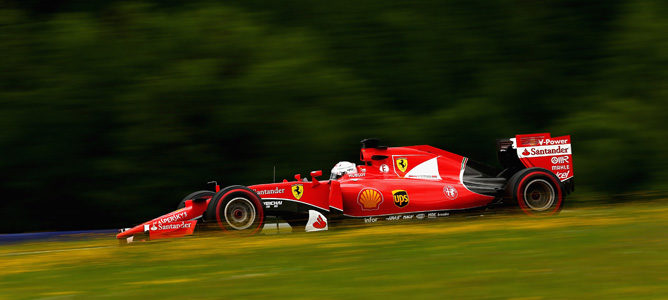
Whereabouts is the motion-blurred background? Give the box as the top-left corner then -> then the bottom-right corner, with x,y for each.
1,1 -> 666,233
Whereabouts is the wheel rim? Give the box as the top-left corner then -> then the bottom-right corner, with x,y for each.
523,179 -> 555,211
223,197 -> 256,230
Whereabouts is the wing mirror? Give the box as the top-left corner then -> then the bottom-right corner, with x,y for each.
310,170 -> 322,186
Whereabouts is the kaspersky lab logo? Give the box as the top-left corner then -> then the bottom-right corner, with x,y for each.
292,184 -> 304,200
396,158 -> 408,172
392,190 -> 409,207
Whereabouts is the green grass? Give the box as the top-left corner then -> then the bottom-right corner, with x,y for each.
1,202 -> 667,299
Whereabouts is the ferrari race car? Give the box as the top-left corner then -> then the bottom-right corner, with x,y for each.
117,133 -> 574,243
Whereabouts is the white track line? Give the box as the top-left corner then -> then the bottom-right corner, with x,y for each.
0,245 -> 113,257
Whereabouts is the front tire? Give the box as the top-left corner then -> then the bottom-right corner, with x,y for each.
205,186 -> 265,234
507,168 -> 564,215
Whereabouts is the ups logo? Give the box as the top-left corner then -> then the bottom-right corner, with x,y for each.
392,190 -> 409,208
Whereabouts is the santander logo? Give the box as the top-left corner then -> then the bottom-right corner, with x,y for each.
305,210 -> 328,232
313,215 -> 327,229
518,144 -> 572,158
529,146 -> 569,156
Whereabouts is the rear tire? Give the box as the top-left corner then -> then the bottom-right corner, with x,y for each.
506,168 -> 564,215
177,190 -> 215,209
205,186 -> 265,234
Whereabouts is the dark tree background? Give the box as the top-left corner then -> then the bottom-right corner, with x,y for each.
1,1 -> 666,232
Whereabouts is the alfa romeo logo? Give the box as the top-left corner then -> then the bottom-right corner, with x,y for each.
443,185 -> 458,200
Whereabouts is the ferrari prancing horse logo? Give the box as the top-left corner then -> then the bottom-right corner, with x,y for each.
396,158 -> 408,172
292,184 -> 304,200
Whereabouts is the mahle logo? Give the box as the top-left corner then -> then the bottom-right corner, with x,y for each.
392,190 -> 409,208
292,184 -> 304,200
396,158 -> 408,172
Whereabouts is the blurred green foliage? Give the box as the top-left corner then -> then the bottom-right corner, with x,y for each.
1,1 -> 666,232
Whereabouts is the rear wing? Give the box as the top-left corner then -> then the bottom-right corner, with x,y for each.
497,133 -> 573,186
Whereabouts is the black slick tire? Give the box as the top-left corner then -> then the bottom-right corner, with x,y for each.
506,168 -> 564,215
204,186 -> 265,235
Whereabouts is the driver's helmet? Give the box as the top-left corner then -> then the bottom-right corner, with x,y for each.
330,161 -> 357,180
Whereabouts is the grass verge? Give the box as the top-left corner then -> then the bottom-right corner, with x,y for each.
1,201 -> 667,299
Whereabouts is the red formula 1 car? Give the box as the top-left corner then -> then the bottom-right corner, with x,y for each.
117,133 -> 574,243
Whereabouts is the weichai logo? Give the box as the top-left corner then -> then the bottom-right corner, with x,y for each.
392,190 -> 409,208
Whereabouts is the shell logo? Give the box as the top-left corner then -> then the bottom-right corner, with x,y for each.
357,188 -> 384,210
